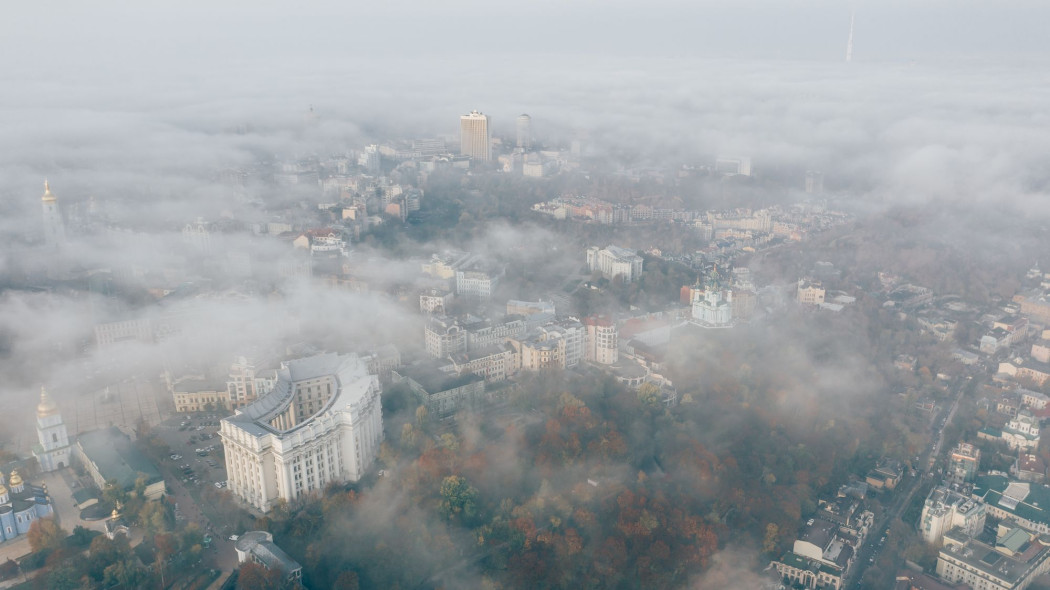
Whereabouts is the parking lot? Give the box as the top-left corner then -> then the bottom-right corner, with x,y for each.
151,413 -> 228,490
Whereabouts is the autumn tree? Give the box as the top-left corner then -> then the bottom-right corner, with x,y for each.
439,475 -> 479,521
27,517 -> 64,553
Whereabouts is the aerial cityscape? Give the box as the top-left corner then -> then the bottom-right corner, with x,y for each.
2,2 -> 1050,590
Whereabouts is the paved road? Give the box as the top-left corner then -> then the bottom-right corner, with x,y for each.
845,381 -> 967,588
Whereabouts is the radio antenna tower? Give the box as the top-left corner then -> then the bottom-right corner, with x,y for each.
846,10 -> 855,63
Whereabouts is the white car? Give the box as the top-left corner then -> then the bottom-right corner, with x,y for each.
228,535 -> 239,541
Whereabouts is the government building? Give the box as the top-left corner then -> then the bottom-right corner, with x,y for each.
219,353 -> 383,512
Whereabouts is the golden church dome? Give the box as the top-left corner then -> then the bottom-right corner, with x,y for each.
0,484 -> 7,496
41,180 -> 56,203
37,387 -> 59,418
8,471 -> 22,487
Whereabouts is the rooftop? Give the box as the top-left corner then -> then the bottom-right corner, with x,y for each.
77,427 -> 163,490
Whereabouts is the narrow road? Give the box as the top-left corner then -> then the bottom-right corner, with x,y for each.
845,382 -> 967,588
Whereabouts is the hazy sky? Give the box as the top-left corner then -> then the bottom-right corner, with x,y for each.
4,1 -> 1049,69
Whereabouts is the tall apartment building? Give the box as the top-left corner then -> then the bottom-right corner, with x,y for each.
226,356 -> 277,408
460,110 -> 491,161
583,315 -> 618,364
919,486 -> 986,545
948,442 -> 981,484
516,114 -> 531,150
219,354 -> 383,512
586,245 -> 644,282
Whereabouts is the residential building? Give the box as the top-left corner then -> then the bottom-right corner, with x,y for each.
172,378 -> 232,413
420,287 -> 454,314
235,531 -> 303,586
455,263 -> 502,298
0,470 -> 54,542
515,319 -> 586,371
1019,388 -> 1050,410
866,458 -> 905,491
1014,454 -> 1048,483
227,357 -> 277,409
772,519 -> 854,590
421,250 -> 475,280
919,486 -> 987,545
583,315 -> 618,365
219,354 -> 383,512
937,525 -> 1050,590
586,245 -> 644,282
1014,290 -> 1050,325
948,443 -> 981,484
74,427 -> 166,500
446,344 -> 517,382
32,388 -> 71,472
425,315 -> 468,358
392,364 -> 487,417
797,279 -> 826,305
460,110 -> 491,161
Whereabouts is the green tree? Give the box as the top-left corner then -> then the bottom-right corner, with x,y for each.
440,475 -> 479,521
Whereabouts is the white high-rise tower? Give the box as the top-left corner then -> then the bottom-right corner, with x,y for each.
460,110 -> 491,161
516,114 -> 531,151
41,181 -> 66,247
33,387 -> 71,472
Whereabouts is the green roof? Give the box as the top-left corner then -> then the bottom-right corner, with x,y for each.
979,426 -> 1003,438
77,427 -> 163,491
973,475 -> 1050,528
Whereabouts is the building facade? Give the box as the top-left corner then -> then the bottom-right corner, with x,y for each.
584,315 -> 618,365
220,354 -> 383,512
948,442 -> 981,484
0,471 -> 54,542
516,114 -> 531,150
586,245 -> 644,282
460,110 -> 491,161
919,486 -> 986,545
33,388 -> 71,472
937,526 -> 1050,590
41,181 -> 66,247
226,357 -> 277,409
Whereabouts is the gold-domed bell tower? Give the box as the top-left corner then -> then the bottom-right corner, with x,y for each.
41,180 -> 67,247
33,387 -> 71,472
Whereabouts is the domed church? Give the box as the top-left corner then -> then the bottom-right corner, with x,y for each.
0,470 -> 54,541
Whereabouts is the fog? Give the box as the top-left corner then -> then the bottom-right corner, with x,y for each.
2,1 -> 1048,588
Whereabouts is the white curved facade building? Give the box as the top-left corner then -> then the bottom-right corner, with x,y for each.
220,353 -> 383,512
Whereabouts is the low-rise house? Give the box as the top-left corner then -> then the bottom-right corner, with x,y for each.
772,518 -> 856,590
866,458 -> 905,491
235,531 -> 302,586
1013,454 -> 1047,483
